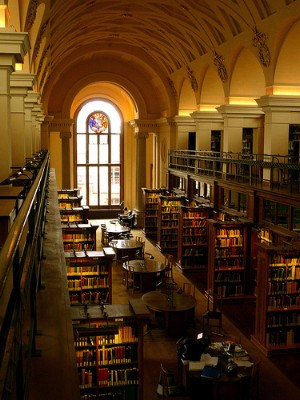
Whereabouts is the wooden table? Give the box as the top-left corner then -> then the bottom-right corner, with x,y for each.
185,344 -> 253,400
126,259 -> 166,293
142,290 -> 196,336
106,225 -> 130,239
110,239 -> 144,261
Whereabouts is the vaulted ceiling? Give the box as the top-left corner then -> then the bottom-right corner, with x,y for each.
26,0 -> 294,116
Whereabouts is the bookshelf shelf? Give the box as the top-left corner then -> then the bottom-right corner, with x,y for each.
177,205 -> 211,272
156,195 -> 185,253
142,188 -> 166,239
62,223 -> 99,251
207,219 -> 250,299
71,301 -> 150,399
65,249 -> 114,305
251,243 -> 300,355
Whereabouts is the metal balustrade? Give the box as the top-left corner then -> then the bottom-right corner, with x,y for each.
168,150 -> 300,193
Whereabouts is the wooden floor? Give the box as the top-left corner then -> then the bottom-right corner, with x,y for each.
28,172 -> 300,400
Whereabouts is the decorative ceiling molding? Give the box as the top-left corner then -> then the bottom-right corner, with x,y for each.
24,0 -> 39,31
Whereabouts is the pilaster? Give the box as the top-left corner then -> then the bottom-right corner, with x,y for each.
0,29 -> 30,180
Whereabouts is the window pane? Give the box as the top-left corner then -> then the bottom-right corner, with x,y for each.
77,135 -> 86,163
99,166 -> 108,205
77,167 -> 87,204
264,200 -> 275,223
99,135 -> 108,164
277,204 -> 289,229
89,135 -> 98,163
293,207 -> 300,232
89,166 -> 98,205
111,135 -> 120,163
111,166 -> 120,205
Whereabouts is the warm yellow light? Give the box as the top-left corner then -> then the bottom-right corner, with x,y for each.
272,86 -> 300,96
15,63 -> 23,71
0,4 -> 9,28
228,97 -> 257,105
199,104 -> 218,112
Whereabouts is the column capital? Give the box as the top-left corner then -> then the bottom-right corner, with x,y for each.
134,131 -> 149,139
10,72 -> 36,89
50,118 -> 74,132
0,30 -> 30,66
217,104 -> 263,118
59,132 -> 72,139
256,95 -> 300,111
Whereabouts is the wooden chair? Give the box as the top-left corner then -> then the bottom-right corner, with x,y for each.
126,264 -> 139,292
182,282 -> 195,297
121,255 -> 129,286
158,363 -> 191,399
202,290 -> 222,333
135,237 -> 145,259
161,254 -> 177,289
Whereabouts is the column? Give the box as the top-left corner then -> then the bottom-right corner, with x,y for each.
0,30 -> 30,180
24,91 -> 40,158
41,116 -> 54,150
50,118 -> 74,189
190,111 -> 223,151
10,73 -> 36,166
59,132 -> 72,188
135,130 -> 149,226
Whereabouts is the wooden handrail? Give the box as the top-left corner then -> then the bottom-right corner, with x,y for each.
0,150 -> 50,400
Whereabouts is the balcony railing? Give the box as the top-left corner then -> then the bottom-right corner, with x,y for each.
169,150 -> 300,193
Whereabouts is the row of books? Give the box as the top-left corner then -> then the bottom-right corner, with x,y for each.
182,236 -> 207,245
270,256 -> 300,266
215,237 -> 244,247
268,281 -> 300,295
267,294 -> 300,309
215,284 -> 244,297
183,248 -> 205,257
69,291 -> 108,305
267,312 -> 300,328
67,277 -> 109,289
78,367 -> 139,387
268,266 -> 300,280
215,258 -> 243,268
63,233 -> 95,240
76,345 -> 137,366
183,227 -> 206,236
216,229 -> 242,237
182,211 -> 208,218
66,265 -> 108,274
215,247 -> 244,257
266,329 -> 296,346
75,327 -> 137,348
64,244 -> 95,251
215,272 -> 243,283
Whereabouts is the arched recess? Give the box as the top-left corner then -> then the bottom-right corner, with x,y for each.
178,78 -> 197,116
274,20 -> 300,93
230,48 -> 265,103
200,67 -> 225,109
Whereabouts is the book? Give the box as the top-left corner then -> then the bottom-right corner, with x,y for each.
201,365 -> 220,379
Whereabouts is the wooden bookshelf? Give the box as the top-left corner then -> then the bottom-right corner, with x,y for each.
62,223 -> 99,251
176,205 -> 211,272
207,219 -> 250,299
57,188 -> 80,198
58,195 -> 83,209
71,300 -> 150,399
142,188 -> 166,239
65,248 -> 115,306
60,205 -> 90,225
156,195 -> 185,254
251,243 -> 300,356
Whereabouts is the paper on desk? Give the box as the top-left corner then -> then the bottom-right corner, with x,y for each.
188,354 -> 218,371
234,360 -> 253,368
200,353 -> 218,367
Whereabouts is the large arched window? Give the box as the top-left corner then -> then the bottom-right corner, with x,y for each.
76,100 -> 122,209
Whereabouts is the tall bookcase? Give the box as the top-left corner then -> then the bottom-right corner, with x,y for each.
65,248 -> 115,305
177,205 -> 211,272
251,243 -> 300,355
142,188 -> 165,239
62,223 -> 99,251
156,195 -> 185,254
207,219 -> 250,298
71,300 -> 150,399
